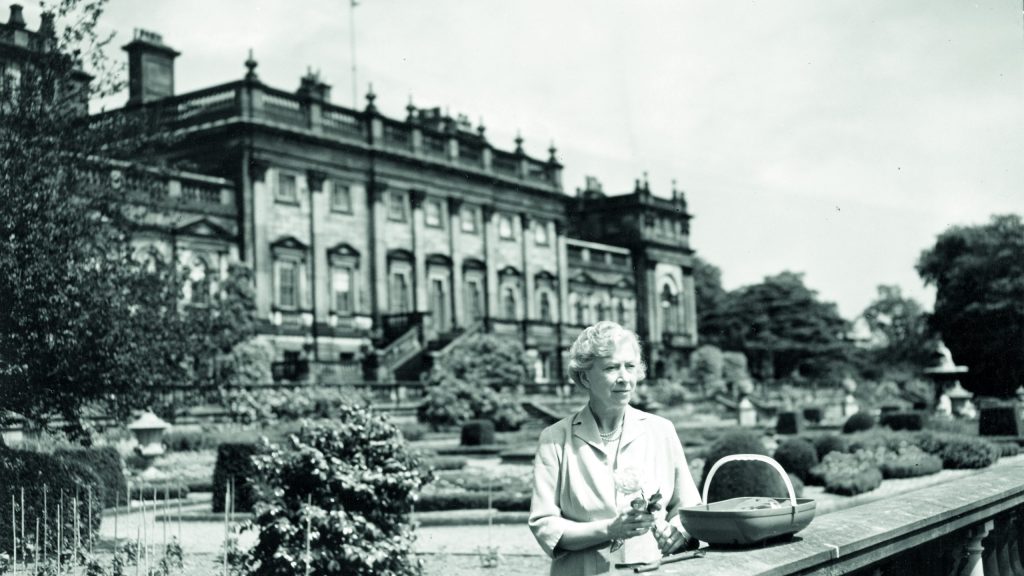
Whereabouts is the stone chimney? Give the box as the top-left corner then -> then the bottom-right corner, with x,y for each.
7,4 -> 26,28
122,28 -> 180,106
297,69 -> 331,101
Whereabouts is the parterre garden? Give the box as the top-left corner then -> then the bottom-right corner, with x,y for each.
1,384 -> 1017,576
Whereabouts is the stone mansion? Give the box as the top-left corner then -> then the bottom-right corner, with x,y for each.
2,8 -> 699,385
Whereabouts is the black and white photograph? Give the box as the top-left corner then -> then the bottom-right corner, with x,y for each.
1,1 -> 1022,575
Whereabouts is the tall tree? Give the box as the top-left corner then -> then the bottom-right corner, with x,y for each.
717,272 -> 851,380
858,284 -> 934,378
917,214 -> 1024,398
0,1 -> 249,434
693,255 -> 730,346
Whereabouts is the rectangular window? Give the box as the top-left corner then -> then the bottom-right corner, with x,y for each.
277,261 -> 298,308
332,268 -> 353,314
498,214 -> 515,240
390,273 -> 409,313
534,220 -> 550,246
388,191 -> 407,222
331,183 -> 352,213
460,205 -> 478,233
466,281 -> 482,322
276,172 -> 298,204
425,199 -> 442,228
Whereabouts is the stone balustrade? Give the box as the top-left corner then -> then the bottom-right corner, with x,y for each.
613,459 -> 1024,575
154,81 -> 558,189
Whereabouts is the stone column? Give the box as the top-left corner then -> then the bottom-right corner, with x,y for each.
448,198 -> 464,329
483,206 -> 498,323
521,214 -> 534,321
370,182 -> 388,322
410,189 -> 428,314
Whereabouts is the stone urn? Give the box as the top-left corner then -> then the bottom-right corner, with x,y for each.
128,410 -> 170,459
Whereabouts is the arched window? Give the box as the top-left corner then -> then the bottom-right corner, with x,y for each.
617,299 -> 627,324
539,292 -> 552,322
661,284 -> 679,333
390,273 -> 410,313
188,256 -> 211,305
596,301 -> 607,322
503,287 -> 517,319
574,298 -> 586,325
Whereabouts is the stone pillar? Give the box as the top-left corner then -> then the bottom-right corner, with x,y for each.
483,206 -> 498,323
370,182 -> 388,321
448,198 -> 464,329
410,189 -> 428,313
521,214 -> 534,321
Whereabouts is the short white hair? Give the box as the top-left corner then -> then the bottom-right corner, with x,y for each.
566,320 -> 646,386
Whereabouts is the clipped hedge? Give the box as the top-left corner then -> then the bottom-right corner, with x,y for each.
461,419 -> 496,446
54,446 -> 126,508
914,432 -> 999,469
0,448 -> 103,554
414,491 -> 531,512
212,442 -> 263,513
978,406 -> 1022,437
802,407 -> 823,424
422,456 -> 468,471
813,451 -> 883,496
700,429 -> 787,503
997,443 -> 1021,458
813,434 -> 850,460
842,412 -> 876,434
879,411 -> 928,432
773,438 -> 818,482
825,467 -> 883,496
879,449 -> 943,479
776,412 -> 803,435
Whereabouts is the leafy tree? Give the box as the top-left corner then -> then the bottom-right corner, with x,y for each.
690,345 -> 725,397
716,272 -> 851,380
917,214 -> 1024,397
857,284 -> 934,379
418,334 -> 531,430
184,263 -> 260,385
693,256 -> 730,346
0,1 -> 255,435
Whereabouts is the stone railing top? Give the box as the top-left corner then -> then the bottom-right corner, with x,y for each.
613,459 -> 1024,575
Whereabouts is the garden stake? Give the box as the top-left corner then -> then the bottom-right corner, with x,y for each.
115,487 -> 119,547
35,517 -> 40,576
43,484 -> 48,560
143,486 -> 150,576
135,522 -> 141,576
88,486 -> 94,555
73,493 -> 79,570
304,494 -> 312,576
177,486 -> 182,544
163,485 -> 168,551
21,487 -> 25,561
223,479 -> 229,576
57,502 -> 61,576
11,493 -> 16,576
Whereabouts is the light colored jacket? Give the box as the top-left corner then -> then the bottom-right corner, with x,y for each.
529,405 -> 701,576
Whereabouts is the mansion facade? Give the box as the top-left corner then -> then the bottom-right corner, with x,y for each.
2,10 -> 699,384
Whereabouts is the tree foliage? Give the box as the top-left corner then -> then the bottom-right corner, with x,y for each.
714,272 -> 851,380
693,256 -> 729,346
855,284 -> 934,380
917,214 -> 1024,397
0,1 -> 256,433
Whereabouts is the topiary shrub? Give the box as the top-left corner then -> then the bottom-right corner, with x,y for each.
801,406 -> 823,424
212,442 -> 263,513
775,412 -> 803,435
54,446 -> 126,508
843,412 -> 876,434
417,376 -> 526,431
461,419 -> 496,446
878,445 -> 943,479
879,411 -> 928,432
248,405 -> 431,576
700,429 -> 787,503
813,434 -> 850,461
978,406 -> 1022,437
773,438 -> 819,482
996,442 -> 1020,458
0,449 -> 103,555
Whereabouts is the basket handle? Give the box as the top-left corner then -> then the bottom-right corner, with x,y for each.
701,454 -> 797,507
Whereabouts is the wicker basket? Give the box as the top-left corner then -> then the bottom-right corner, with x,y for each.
678,454 -> 817,546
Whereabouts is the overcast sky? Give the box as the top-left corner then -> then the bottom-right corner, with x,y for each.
33,0 -> 1024,319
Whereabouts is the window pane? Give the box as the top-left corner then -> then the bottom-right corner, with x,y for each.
277,173 -> 297,203
534,221 -> 549,245
389,192 -> 406,221
333,268 -> 352,313
332,184 -> 352,212
460,206 -> 477,232
499,215 -> 513,239
279,262 -> 297,308
425,200 -> 441,227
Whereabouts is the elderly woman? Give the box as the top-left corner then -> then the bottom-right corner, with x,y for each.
529,320 -> 701,575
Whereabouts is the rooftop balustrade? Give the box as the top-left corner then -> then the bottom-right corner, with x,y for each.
145,80 -> 559,189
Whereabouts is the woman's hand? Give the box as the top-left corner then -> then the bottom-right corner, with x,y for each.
607,508 -> 655,541
653,522 -> 697,555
